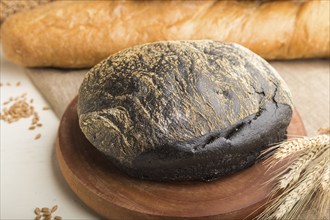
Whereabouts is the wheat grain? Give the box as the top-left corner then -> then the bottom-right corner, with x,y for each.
29,125 -> 36,130
1,99 -> 35,122
41,207 -> 49,213
34,205 -> 61,220
42,211 -> 51,216
32,117 -> 38,125
44,216 -> 51,220
34,207 -> 40,215
51,205 -> 58,213
34,133 -> 41,140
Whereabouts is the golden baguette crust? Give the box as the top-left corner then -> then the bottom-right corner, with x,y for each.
1,0 -> 329,68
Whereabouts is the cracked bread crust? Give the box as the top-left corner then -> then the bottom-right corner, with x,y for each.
78,40 -> 293,181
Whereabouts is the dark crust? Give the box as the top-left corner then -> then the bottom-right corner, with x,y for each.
110,102 -> 292,181
78,40 -> 293,181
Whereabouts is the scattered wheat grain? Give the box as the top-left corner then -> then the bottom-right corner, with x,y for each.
44,216 -> 51,220
54,216 -> 62,220
34,215 -> 41,220
34,133 -> 41,140
0,98 -> 35,123
43,106 -> 50,110
42,211 -> 51,216
41,207 -> 49,213
16,82 -> 21,86
51,205 -> 58,213
34,207 -> 41,215
29,125 -> 36,130
32,117 -> 38,125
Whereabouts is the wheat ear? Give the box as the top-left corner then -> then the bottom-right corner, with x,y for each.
273,151 -> 328,219
255,133 -> 330,220
275,138 -> 328,189
273,135 -> 329,159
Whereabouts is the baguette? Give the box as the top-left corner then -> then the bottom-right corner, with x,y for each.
1,0 -> 329,68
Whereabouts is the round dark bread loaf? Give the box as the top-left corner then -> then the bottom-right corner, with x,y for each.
78,41 -> 293,181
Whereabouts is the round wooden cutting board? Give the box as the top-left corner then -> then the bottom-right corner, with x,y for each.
56,96 -> 306,219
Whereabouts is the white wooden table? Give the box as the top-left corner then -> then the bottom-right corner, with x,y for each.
0,49 -> 97,219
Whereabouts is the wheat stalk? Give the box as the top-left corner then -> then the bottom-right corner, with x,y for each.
255,132 -> 330,220
275,139 -> 328,189
321,164 -> 330,192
